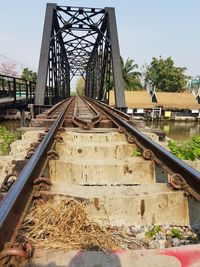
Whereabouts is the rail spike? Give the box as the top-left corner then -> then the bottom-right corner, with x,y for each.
58,127 -> 65,133
0,173 -> 17,193
30,142 -> 40,149
38,133 -> 46,142
169,173 -> 200,201
168,173 -> 187,190
33,177 -> 52,191
25,148 -> 36,159
47,150 -> 59,160
54,135 -> 64,142
127,135 -> 136,144
45,126 -> 50,132
118,127 -> 124,134
0,242 -> 34,265
142,149 -> 154,160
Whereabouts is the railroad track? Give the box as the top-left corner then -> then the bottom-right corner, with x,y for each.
0,96 -> 200,266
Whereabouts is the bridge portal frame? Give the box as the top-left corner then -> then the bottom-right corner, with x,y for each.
35,3 -> 126,110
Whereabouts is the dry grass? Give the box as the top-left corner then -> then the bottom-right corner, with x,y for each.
19,198 -> 121,251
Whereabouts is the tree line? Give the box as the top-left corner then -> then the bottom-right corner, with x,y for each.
0,62 -> 37,83
0,55 -> 188,94
76,55 -> 188,95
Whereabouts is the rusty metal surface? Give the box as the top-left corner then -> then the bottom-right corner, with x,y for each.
0,98 -> 73,249
89,98 -> 200,200
72,97 -> 101,129
0,242 -> 34,266
1,96 -> 200,260
35,96 -> 111,129
0,96 -> 113,250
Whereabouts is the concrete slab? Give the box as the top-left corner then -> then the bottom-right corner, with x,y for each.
9,130 -> 44,157
49,157 -> 155,185
9,140 -> 33,157
60,131 -> 127,143
56,141 -> 136,161
61,127 -> 119,133
29,245 -> 200,267
0,130 -> 44,184
51,185 -> 189,226
21,130 -> 44,141
0,156 -> 23,184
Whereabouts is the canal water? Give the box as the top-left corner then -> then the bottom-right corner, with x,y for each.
145,121 -> 200,141
0,120 -> 30,131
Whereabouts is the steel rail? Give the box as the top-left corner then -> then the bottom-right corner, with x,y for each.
45,99 -> 69,117
80,97 -> 101,125
90,99 -> 200,198
36,99 -> 69,119
72,97 -> 100,128
85,97 -> 130,120
72,97 -> 90,128
0,98 -> 73,249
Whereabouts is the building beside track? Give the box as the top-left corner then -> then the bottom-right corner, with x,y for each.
109,91 -> 200,121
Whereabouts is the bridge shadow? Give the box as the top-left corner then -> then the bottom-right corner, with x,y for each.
67,250 -> 121,267
29,250 -> 122,267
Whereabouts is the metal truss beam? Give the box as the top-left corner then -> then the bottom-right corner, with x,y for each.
106,7 -> 126,109
35,3 -> 57,105
35,4 -> 126,109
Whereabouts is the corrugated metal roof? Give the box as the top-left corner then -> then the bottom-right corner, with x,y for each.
109,91 -> 200,109
109,91 -> 154,108
156,92 -> 200,109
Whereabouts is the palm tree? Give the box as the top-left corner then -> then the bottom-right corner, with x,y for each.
121,57 -> 142,90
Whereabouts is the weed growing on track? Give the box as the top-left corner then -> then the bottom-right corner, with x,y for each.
0,126 -> 21,154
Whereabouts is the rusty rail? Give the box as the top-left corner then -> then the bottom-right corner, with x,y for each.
72,97 -> 101,128
0,98 -> 73,249
1,96 -> 200,251
89,98 -> 200,200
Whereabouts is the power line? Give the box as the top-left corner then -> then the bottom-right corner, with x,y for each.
0,52 -> 37,71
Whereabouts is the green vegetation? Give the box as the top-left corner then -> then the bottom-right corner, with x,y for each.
21,68 -> 37,83
109,56 -> 142,91
0,126 -> 21,154
132,148 -> 142,157
168,136 -> 200,161
70,91 -> 77,96
76,77 -> 85,96
74,55 -> 188,93
171,228 -> 183,239
144,56 -> 187,92
121,57 -> 142,90
145,225 -> 161,239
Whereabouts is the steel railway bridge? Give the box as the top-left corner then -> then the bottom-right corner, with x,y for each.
35,4 -> 126,110
1,4 -> 200,266
0,4 -> 126,121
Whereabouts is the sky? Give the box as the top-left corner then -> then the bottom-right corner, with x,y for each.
0,0 -> 200,82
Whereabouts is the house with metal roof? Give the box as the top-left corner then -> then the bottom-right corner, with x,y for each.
109,90 -> 200,120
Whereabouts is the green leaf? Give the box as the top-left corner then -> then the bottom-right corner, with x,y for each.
132,148 -> 142,157
0,126 -> 21,155
144,56 -> 186,92
168,135 -> 200,161
171,228 -> 183,239
145,225 -> 161,239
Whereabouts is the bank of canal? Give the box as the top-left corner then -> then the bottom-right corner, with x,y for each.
145,121 -> 200,141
